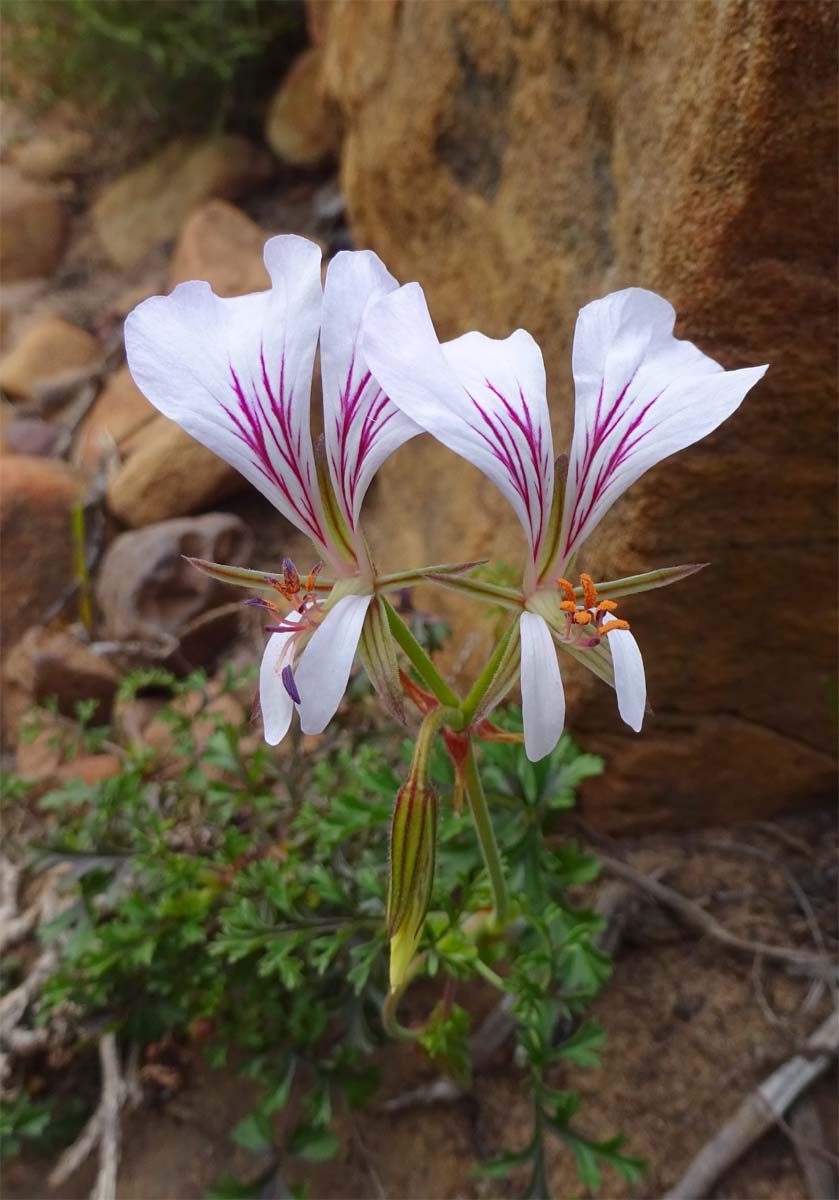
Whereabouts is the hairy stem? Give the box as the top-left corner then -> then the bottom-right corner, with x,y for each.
459,621 -> 516,726
383,599 -> 460,708
462,745 -> 509,928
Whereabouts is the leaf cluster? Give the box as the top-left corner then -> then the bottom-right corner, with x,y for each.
3,0 -> 305,136
3,674 -> 641,1195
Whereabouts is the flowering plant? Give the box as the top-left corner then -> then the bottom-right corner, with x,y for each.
126,234 -> 765,1150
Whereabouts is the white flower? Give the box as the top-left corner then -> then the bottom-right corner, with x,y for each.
126,235 -> 419,745
363,284 -> 767,761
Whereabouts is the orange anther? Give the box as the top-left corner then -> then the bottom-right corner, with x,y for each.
599,619 -> 630,636
596,599 -> 618,613
556,577 -> 576,603
580,573 -> 598,608
573,610 -> 593,625
560,600 -> 578,612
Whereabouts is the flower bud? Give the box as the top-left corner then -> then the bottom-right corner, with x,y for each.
386,773 -> 438,990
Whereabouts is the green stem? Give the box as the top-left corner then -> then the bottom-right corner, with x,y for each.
381,949 -> 430,1041
460,621 -> 516,726
383,599 -> 460,708
462,745 -> 509,928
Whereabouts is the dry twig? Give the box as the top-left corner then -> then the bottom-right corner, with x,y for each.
597,853 -> 835,977
0,856 -> 41,955
663,1010 -> 839,1200
49,1033 -> 131,1200
787,1097 -> 839,1200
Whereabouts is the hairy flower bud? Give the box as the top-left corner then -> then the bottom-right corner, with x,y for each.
386,772 -> 438,990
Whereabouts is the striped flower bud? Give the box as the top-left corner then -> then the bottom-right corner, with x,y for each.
386,772 -> 438,990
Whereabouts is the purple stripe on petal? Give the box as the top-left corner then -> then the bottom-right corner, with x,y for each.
220,345 -> 327,547
467,380 -> 548,558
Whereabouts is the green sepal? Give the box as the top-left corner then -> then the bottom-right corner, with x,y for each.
423,573 -> 523,612
577,562 -> 707,601
358,595 -> 407,726
186,557 -> 335,593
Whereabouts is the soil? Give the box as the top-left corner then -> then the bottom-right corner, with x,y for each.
5,807 -> 836,1200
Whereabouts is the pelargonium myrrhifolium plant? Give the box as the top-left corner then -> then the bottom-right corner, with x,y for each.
125,234 -> 766,1000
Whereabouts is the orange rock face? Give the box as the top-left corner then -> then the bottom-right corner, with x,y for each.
319,0 -> 837,827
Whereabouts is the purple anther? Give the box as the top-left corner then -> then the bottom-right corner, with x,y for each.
281,664 -> 301,704
282,557 -> 300,591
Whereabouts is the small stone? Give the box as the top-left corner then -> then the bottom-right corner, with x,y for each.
92,136 -> 273,270
0,456 -> 85,656
105,417 -> 242,527
144,687 -> 245,775
0,317 -> 101,401
56,753 -> 122,786
2,626 -> 120,746
10,128 -> 94,181
15,720 -> 63,782
73,366 -> 155,472
2,416 -> 60,457
0,165 -> 68,281
95,512 -> 254,647
265,48 -> 342,167
168,200 -> 269,297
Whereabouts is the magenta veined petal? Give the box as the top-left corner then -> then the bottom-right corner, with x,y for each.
125,235 -> 334,560
557,288 -> 768,570
321,251 -> 420,532
363,283 -> 554,564
519,612 -> 566,762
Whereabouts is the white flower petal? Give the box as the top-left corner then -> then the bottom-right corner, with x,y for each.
519,612 -> 566,762
125,235 -> 332,556
259,622 -> 301,747
363,283 -> 554,563
558,288 -> 768,568
322,251 -> 420,531
606,626 -> 646,732
295,594 -> 373,735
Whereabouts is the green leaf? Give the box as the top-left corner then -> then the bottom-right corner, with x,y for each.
231,1111 -> 273,1154
554,1019 -> 605,1068
287,1124 -> 340,1163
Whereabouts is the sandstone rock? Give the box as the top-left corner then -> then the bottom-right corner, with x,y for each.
322,0 -> 838,828
106,417 -> 242,527
73,366 -> 155,472
2,626 -> 120,745
265,48 -> 341,167
0,165 -> 68,281
0,317 -> 101,400
92,136 -> 273,270
0,456 -> 85,655
168,200 -> 269,297
95,512 -> 254,651
10,128 -> 94,181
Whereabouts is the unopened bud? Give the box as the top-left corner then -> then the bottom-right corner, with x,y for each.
386,773 -> 438,990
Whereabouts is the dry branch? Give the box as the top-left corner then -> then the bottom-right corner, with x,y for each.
49,1033 -> 130,1200
663,1010 -> 839,1200
788,1097 -> 839,1200
597,853 -> 835,976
